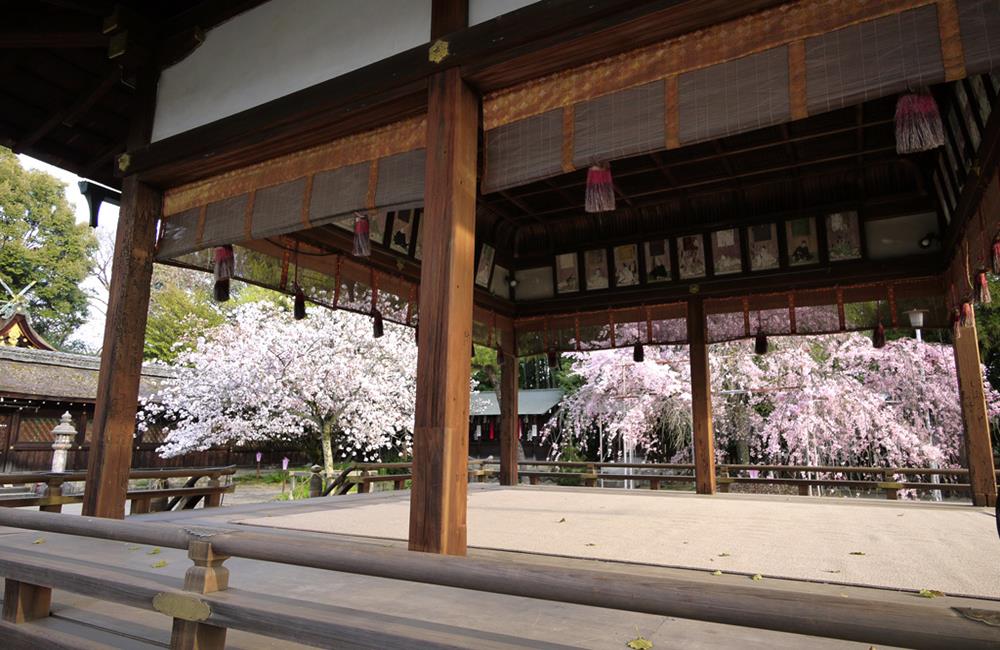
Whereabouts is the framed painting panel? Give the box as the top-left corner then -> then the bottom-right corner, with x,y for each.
514,266 -> 553,300
584,249 -> 609,290
555,252 -> 579,294
490,265 -> 510,299
677,234 -> 706,279
613,244 -> 639,287
644,239 -> 671,283
826,211 -> 862,261
786,217 -> 818,267
748,223 -> 779,271
711,228 -> 742,275
475,243 -> 495,287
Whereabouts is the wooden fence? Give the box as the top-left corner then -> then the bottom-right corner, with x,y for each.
320,460 -> 1000,502
0,508 -> 995,649
0,466 -> 236,514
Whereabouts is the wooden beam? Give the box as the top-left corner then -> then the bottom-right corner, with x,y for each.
15,69 -> 120,152
952,308 -> 998,507
0,30 -> 106,49
499,350 -> 520,486
408,68 -> 479,555
687,297 -> 716,495
82,69 -> 159,519
431,0 -> 468,39
2,579 -> 51,623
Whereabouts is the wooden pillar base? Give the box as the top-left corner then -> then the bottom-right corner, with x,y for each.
499,352 -> 520,486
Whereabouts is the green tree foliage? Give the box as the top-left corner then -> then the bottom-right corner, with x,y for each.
0,148 -> 97,347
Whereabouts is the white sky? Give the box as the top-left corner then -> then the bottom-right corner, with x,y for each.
16,155 -> 119,351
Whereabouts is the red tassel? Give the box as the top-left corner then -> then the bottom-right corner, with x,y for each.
895,91 -> 944,154
585,163 -> 615,213
993,238 -> 1000,275
961,302 -> 974,328
293,284 -> 306,320
872,322 -> 886,349
213,245 -> 234,302
632,343 -> 644,363
754,330 -> 768,355
372,308 -> 384,338
975,271 -> 991,305
353,213 -> 371,257
950,308 -> 961,340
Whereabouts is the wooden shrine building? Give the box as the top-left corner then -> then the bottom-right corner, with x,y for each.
2,0 -> 999,556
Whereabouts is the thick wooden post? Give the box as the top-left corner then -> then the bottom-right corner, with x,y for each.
83,68 -> 159,519
952,309 -> 998,507
688,298 -> 716,495
408,68 -> 478,555
499,352 -> 520,486
82,175 -> 160,518
2,580 -> 51,623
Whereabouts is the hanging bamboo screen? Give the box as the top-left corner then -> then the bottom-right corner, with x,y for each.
482,0 -> 998,194
156,116 -> 427,260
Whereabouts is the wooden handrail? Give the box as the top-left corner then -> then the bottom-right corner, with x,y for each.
0,465 -> 237,486
0,509 -> 994,649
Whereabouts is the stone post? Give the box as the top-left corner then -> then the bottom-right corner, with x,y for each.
50,412 -> 76,474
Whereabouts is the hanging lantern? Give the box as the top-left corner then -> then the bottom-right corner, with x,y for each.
754,330 -> 768,355
547,349 -> 559,368
372,308 -> 384,338
584,162 -> 615,213
872,322 -> 886,349
213,245 -> 234,302
352,213 -> 371,257
632,342 -> 644,363
894,91 -> 945,154
975,271 -> 991,305
293,284 -> 306,320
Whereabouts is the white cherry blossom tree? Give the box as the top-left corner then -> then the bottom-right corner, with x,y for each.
142,302 -> 417,475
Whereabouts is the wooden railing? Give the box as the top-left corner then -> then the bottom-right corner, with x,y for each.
318,460 -> 999,502
0,508 -> 994,649
0,466 -> 236,514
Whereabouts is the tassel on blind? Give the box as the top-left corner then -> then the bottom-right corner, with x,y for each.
872,322 -> 886,349
975,271 -> 991,305
496,346 -> 505,366
547,349 -> 559,368
754,330 -> 768,355
353,213 -> 371,257
895,91 -> 945,154
632,342 -> 644,363
372,308 -> 384,338
213,245 -> 234,302
584,162 -> 615,213
992,238 -> 1000,275
950,308 -> 961,340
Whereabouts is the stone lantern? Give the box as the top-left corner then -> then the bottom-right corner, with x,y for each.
50,411 -> 76,473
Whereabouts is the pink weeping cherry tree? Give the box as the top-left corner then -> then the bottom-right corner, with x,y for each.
548,332 -> 999,470
141,302 -> 417,476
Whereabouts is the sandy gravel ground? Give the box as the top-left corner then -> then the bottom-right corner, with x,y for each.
240,487 -> 1000,599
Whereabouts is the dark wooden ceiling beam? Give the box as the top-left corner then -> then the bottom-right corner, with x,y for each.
15,68 -> 120,152
0,31 -> 106,49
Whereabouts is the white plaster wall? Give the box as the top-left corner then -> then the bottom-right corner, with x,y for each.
152,0 -> 432,141
469,0 -> 538,26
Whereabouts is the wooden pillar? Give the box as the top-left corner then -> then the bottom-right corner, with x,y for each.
83,69 -> 160,519
953,308 -> 998,507
499,351 -> 519,486
687,298 -> 717,494
408,68 -> 478,555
